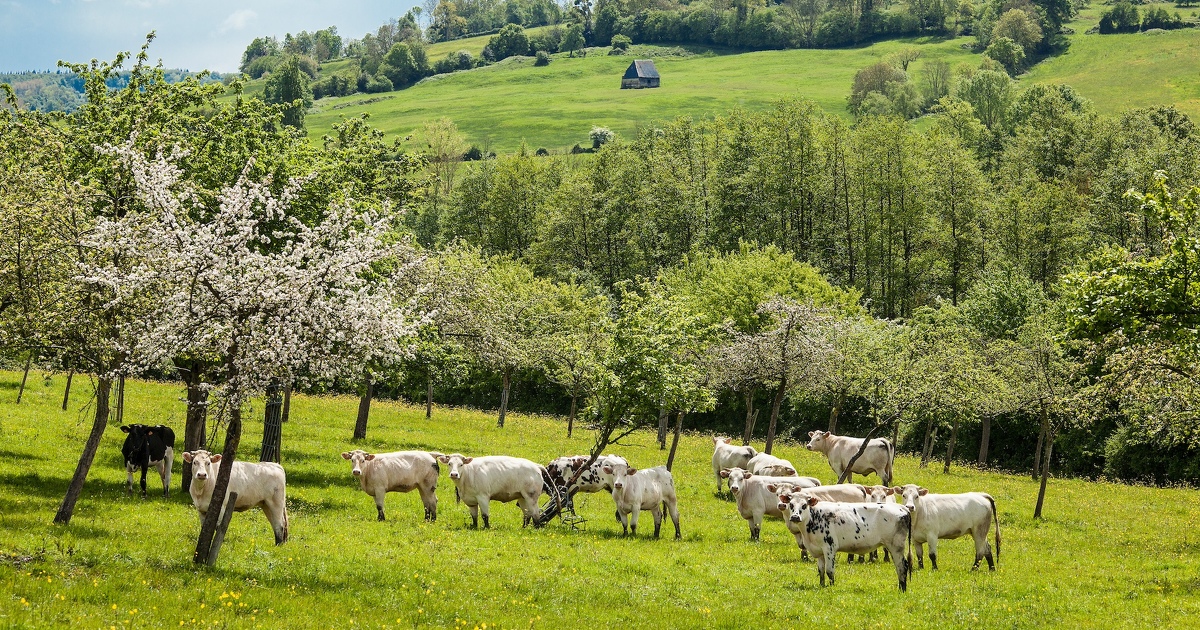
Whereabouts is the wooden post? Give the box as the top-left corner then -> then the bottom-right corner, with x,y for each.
61,370 -> 74,411
205,492 -> 239,566
260,379 -> 283,463
16,353 -> 32,404
425,375 -> 434,420
567,388 -> 578,438
666,412 -> 684,472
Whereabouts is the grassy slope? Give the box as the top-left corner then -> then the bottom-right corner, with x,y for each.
304,36 -> 982,152
2,371 -> 1200,628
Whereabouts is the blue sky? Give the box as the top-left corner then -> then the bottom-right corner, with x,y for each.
0,1 -> 420,73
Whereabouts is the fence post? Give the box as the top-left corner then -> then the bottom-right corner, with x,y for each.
260,379 -> 283,463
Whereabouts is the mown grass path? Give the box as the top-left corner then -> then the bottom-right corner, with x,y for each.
1,371 -> 1198,628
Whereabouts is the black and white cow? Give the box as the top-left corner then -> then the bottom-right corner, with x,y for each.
120,424 -> 175,498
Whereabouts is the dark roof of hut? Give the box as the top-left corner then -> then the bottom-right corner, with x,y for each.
623,60 -> 660,80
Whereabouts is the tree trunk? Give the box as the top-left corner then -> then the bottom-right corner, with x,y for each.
206,491 -> 238,566
567,387 -> 579,438
657,409 -> 669,449
353,376 -> 374,440
425,374 -> 433,420
920,414 -> 936,467
194,403 -> 242,565
666,412 -> 684,472
1033,406 -> 1048,480
53,376 -> 111,525
182,369 -> 209,493
978,414 -> 992,465
1033,428 -> 1055,519
16,353 -> 32,404
921,424 -> 939,468
828,392 -> 844,434
61,370 -> 74,411
115,375 -> 125,425
260,378 -> 283,463
281,382 -> 292,423
765,376 -> 787,455
497,367 -> 512,428
742,389 -> 756,445
943,418 -> 960,474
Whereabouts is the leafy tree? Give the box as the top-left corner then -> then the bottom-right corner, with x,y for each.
610,34 -> 632,51
263,56 -> 312,129
417,117 -> 469,196
489,24 -> 532,60
849,61 -> 907,114
953,69 -> 1012,129
562,23 -> 586,57
240,36 -> 280,74
919,59 -> 952,107
992,9 -> 1042,56
1099,3 -> 1141,33
381,42 -> 422,88
985,36 -> 1025,76
590,126 -> 614,148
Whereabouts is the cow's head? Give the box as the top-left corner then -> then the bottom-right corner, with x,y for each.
601,458 -> 637,491
777,491 -> 818,524
181,450 -> 221,481
719,467 -> 750,495
713,436 -> 730,447
341,449 -> 376,477
805,430 -> 830,452
436,454 -> 473,480
893,484 -> 927,509
867,485 -> 895,503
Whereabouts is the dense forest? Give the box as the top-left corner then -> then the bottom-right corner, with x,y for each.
4,43 -> 1200,505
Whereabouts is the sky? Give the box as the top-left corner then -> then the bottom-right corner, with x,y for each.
0,1 -> 421,73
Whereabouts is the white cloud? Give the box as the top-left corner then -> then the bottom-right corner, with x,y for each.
218,8 -> 256,33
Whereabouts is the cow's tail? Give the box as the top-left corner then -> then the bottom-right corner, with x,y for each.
884,438 -> 896,486
904,507 -> 914,582
987,493 -> 1001,567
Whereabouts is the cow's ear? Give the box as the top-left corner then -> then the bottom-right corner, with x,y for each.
918,488 -> 928,496
807,497 -> 819,507
783,468 -> 796,476
744,472 -> 753,479
437,455 -> 449,463
626,467 -> 637,475
120,426 -> 131,433
807,431 -> 816,437
886,488 -> 895,496
602,466 -> 613,474
719,469 -> 730,478
210,454 -> 222,463
182,452 -> 194,463
462,457 -> 473,464
365,454 -> 376,461
766,484 -> 777,493
892,486 -> 903,494
341,452 -> 352,460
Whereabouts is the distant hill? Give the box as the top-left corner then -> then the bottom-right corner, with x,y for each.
2,69 -> 226,113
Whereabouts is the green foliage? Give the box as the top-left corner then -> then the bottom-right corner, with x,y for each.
263,56 -> 313,129
488,24 -> 532,60
848,60 -> 908,115
561,23 -> 586,56
992,8 -> 1043,55
610,34 -> 632,51
953,68 -> 1013,129
535,50 -> 552,66
985,36 -> 1026,76
381,42 -> 424,88
1099,2 -> 1141,33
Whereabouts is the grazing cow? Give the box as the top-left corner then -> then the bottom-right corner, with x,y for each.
806,431 -> 895,485
120,424 -> 175,498
745,452 -> 796,477
712,437 -> 757,493
777,491 -> 913,592
601,459 -> 681,539
545,454 -> 627,496
720,467 -> 818,540
341,450 -> 441,522
437,454 -> 553,529
181,450 -> 288,545
894,484 -> 1001,571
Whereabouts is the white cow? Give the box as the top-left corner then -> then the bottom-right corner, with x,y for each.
719,467 -> 818,540
865,485 -> 897,562
601,459 -> 681,539
745,452 -> 797,477
894,484 -> 1001,571
712,437 -> 757,493
437,454 -> 550,529
806,431 -> 895,485
181,450 -> 288,545
340,449 -> 441,522
777,491 -> 913,591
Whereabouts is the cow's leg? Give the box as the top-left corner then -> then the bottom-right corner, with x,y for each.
750,513 -> 763,541
883,548 -> 892,562
869,549 -> 879,563
479,498 -> 491,529
928,538 -> 939,570
615,508 -> 629,535
714,468 -> 723,495
890,543 -> 908,592
815,554 -> 826,586
155,460 -> 170,498
374,490 -> 387,521
915,541 -> 925,569
651,505 -> 663,538
668,499 -> 681,539
263,501 -> 287,545
125,464 -> 134,497
161,448 -> 173,497
628,504 -> 641,537
418,483 -> 437,522
469,504 -> 479,529
826,551 -> 836,586
973,529 -> 992,570
139,464 -> 149,498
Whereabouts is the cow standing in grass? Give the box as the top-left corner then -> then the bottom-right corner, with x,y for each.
341,450 -> 441,522
895,484 -> 1001,571
181,450 -> 289,545
120,424 -> 175,498
720,467 -> 818,540
438,454 -> 553,529
601,459 -> 681,539
712,437 -> 756,493
777,491 -> 913,591
806,430 -> 895,485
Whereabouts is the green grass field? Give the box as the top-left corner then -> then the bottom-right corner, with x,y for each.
2,371 -> 1200,628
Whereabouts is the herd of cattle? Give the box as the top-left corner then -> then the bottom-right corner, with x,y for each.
117,424 -> 1000,592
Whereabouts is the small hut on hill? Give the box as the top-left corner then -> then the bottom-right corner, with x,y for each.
621,60 -> 660,89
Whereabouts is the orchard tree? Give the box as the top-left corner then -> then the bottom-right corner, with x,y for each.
84,142 -> 427,564
535,281 -> 613,437
263,55 -> 312,129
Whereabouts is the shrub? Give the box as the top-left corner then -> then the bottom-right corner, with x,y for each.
849,61 -> 908,114
535,147 -> 550,156
589,126 -> 615,149
488,24 -> 531,60
1099,3 -> 1141,33
1142,7 -> 1185,29
611,34 -> 632,51
571,143 -> 587,154
363,73 -> 393,93
463,145 -> 484,161
535,51 -> 551,66
985,36 -> 1026,76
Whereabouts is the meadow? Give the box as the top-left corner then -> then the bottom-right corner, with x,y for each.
2,370 -> 1199,629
